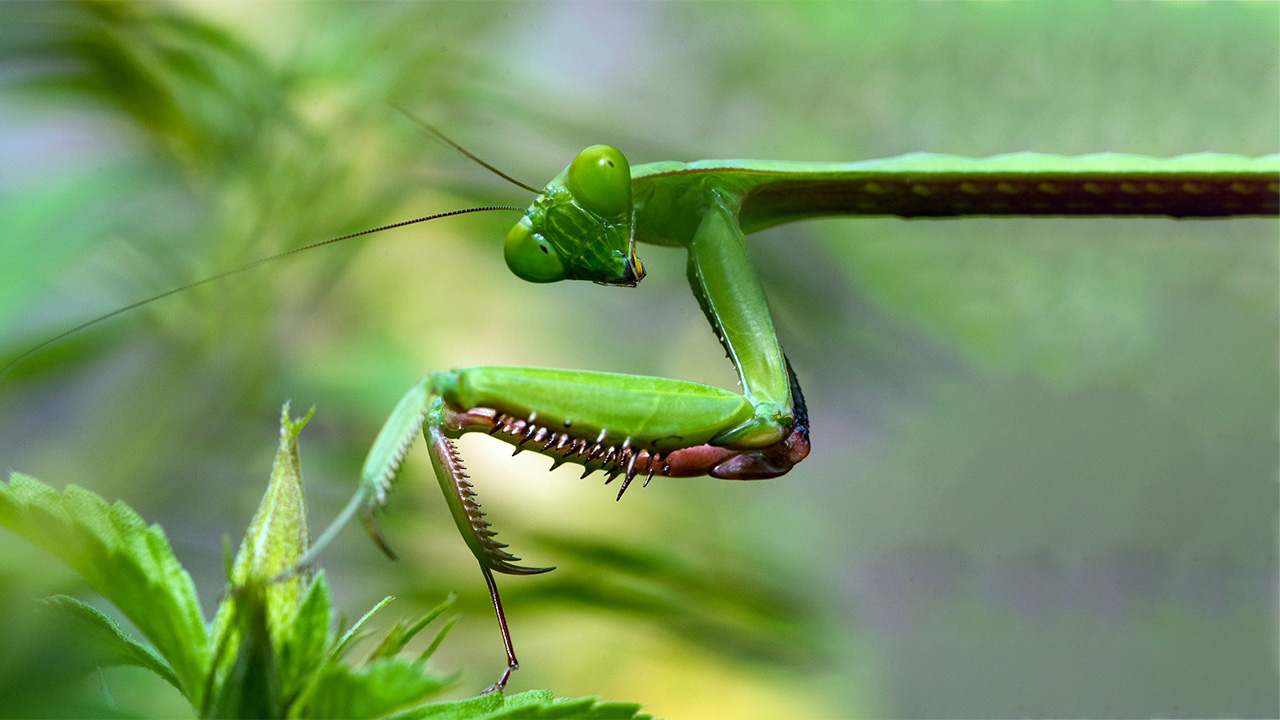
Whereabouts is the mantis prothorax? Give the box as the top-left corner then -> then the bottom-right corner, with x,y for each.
6,128 -> 1278,692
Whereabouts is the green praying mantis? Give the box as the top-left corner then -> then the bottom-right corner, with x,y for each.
5,123 -> 1278,691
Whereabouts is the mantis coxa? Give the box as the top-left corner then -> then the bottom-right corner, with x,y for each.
7,131 -> 1278,691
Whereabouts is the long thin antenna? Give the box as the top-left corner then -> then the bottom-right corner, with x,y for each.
0,205 -> 523,382
391,104 -> 545,195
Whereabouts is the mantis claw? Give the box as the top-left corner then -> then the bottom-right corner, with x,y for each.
415,360 -> 810,682
426,420 -> 554,576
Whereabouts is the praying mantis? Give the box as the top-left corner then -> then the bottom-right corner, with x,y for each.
6,130 -> 1278,692
308,142 -> 1279,691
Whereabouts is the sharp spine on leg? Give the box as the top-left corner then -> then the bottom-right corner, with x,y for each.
479,405 -> 681,501
488,416 -> 506,435
615,473 -> 634,500
625,451 -> 641,482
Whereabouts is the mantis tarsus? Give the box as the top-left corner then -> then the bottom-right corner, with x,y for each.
7,128 -> 1278,692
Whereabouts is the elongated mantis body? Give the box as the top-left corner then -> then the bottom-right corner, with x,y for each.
7,138 -> 1278,692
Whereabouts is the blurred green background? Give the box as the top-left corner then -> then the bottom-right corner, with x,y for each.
0,2 -> 1276,718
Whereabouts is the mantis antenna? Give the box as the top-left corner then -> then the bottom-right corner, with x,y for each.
0,205 -> 524,383
1,115 -> 550,383
391,104 -> 546,195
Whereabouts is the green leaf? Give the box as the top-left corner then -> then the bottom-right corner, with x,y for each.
486,690 -> 651,720
205,579 -> 283,719
35,594 -> 181,692
367,594 -> 456,662
0,473 -> 210,705
213,404 -> 314,652
332,594 -> 395,660
416,618 -> 457,664
237,404 -> 314,585
382,691 -> 504,720
277,572 -> 335,707
384,690 -> 652,720
208,404 -> 314,708
523,531 -> 822,669
303,656 -> 452,720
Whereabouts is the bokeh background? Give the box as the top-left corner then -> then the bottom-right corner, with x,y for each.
0,2 -> 1276,718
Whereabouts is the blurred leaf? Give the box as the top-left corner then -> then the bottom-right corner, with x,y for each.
277,571 -> 335,709
416,617 -> 457,665
386,690 -> 651,720
0,473 -> 209,704
0,164 -> 158,332
822,217 -> 1275,388
332,594 -> 395,661
206,579 -> 282,719
304,656 -> 452,720
2,0 -> 281,168
366,594 -> 456,663
518,531 -> 825,670
35,594 -> 181,692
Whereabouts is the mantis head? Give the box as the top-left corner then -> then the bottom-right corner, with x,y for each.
505,145 -> 645,287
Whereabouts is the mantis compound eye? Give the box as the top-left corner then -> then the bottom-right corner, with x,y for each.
567,145 -> 631,217
505,221 -> 567,283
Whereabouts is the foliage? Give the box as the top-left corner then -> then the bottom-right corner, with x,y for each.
0,406 -> 648,719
